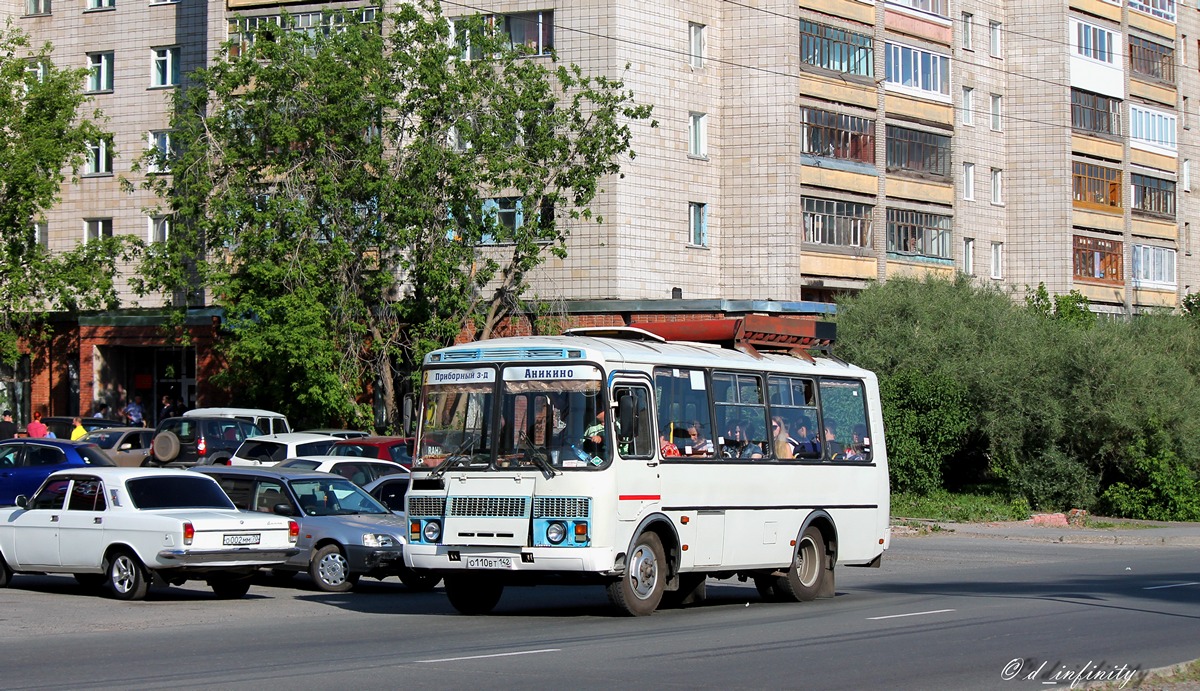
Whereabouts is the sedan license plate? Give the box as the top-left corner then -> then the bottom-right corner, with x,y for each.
466,556 -> 513,570
223,533 -> 261,546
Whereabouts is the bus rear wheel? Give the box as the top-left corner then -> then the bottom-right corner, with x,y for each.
444,576 -> 503,615
775,525 -> 828,602
607,532 -> 666,616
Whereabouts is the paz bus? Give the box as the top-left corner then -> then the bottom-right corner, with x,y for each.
403,315 -> 890,616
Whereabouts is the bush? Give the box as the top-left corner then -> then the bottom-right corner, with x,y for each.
1096,443 -> 1200,521
1008,447 -> 1096,511
880,368 -> 971,495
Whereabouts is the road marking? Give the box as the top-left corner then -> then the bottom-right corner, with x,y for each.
417,648 -> 561,664
1143,582 -> 1200,590
867,608 -> 955,620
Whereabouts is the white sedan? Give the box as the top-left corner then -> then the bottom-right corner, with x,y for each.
0,467 -> 300,600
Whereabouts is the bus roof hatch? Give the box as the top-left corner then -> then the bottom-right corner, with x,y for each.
627,315 -> 835,361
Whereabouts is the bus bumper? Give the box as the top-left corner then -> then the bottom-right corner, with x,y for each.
405,544 -> 618,575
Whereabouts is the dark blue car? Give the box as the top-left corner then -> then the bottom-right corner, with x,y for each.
0,439 -> 115,505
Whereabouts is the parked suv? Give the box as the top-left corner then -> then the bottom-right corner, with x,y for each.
184,408 -> 290,435
147,416 -> 263,467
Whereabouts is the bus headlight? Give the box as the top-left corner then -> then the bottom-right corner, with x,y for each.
546,521 -> 567,545
422,520 -> 442,543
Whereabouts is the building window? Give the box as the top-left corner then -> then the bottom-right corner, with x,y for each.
152,47 -> 180,87
1075,22 -> 1115,64
149,216 -> 171,243
689,22 -> 705,68
800,21 -> 873,77
961,86 -> 974,125
961,13 -> 973,50
886,125 -> 951,177
991,169 -> 1003,204
148,130 -> 173,172
886,208 -> 952,258
885,43 -> 950,97
800,107 -> 875,163
688,112 -> 707,158
963,162 -> 975,200
25,0 -> 51,15
32,221 -> 49,248
86,52 -> 114,92
962,237 -> 975,275
1129,105 -> 1177,151
889,0 -> 949,18
1129,36 -> 1175,82
1131,173 -> 1176,216
803,197 -> 872,248
1128,0 -> 1175,23
85,139 -> 112,175
1132,244 -> 1176,288
1071,89 -> 1121,136
85,218 -> 113,242
1184,159 -> 1192,192
87,0 -> 113,9
502,11 -> 553,56
990,94 -> 1002,130
989,21 -> 1002,57
1073,235 -> 1123,284
689,202 -> 708,247
991,242 -> 1003,279
1073,161 -> 1122,210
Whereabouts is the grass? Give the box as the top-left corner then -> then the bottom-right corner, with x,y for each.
891,490 -> 1032,523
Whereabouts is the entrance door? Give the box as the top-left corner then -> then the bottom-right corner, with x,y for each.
612,377 -> 661,521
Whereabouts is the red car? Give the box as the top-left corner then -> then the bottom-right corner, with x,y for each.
328,437 -> 414,467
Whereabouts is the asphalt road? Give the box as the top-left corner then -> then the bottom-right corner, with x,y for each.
1,530 -> 1198,690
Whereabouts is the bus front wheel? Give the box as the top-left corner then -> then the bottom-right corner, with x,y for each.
445,576 -> 503,615
775,525 -> 828,602
607,532 -> 666,616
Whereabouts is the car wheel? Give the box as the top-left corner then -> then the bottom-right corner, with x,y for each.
211,576 -> 253,599
152,431 -> 181,463
773,525 -> 830,603
107,549 -> 150,601
74,573 -> 107,589
310,544 -> 355,592
444,576 -> 504,615
0,553 -> 12,588
606,532 -> 666,616
397,566 -> 441,592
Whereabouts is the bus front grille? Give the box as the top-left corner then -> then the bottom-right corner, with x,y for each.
533,497 -> 590,518
408,497 -> 447,517
449,497 -> 529,518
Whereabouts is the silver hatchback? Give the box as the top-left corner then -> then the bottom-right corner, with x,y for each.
193,466 -> 439,592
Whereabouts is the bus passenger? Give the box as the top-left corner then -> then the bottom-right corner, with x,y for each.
582,408 -> 606,455
660,435 -> 682,457
791,414 -> 821,457
684,421 -> 714,456
771,416 -> 793,459
721,421 -> 763,460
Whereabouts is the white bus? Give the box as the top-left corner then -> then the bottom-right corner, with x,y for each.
404,316 -> 890,616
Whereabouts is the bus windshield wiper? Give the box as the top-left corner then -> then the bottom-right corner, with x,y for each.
430,435 -> 479,479
518,432 -> 560,478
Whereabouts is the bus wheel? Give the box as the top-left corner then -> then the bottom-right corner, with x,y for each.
444,576 -> 503,615
775,525 -> 827,602
607,532 -> 666,616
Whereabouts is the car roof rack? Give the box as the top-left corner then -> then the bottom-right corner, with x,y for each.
627,315 -> 835,362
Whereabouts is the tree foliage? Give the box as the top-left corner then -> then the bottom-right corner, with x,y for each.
0,22 -> 131,366
136,2 -> 653,429
836,276 -> 1200,518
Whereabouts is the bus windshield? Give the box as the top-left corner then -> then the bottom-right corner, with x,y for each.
417,365 -> 610,471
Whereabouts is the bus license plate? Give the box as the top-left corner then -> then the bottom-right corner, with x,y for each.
466,556 -> 513,570
223,533 -> 261,546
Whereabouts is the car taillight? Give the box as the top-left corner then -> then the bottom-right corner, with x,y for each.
288,520 -> 299,543
197,436 -> 207,455
183,522 -> 194,546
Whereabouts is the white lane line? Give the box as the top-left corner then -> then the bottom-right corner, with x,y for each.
867,608 -> 956,621
1143,582 -> 1200,590
417,649 -> 562,664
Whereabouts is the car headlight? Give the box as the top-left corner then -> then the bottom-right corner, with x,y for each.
422,520 -> 441,543
546,521 -> 567,545
363,533 -> 396,548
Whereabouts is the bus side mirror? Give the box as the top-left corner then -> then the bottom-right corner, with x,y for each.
617,394 -> 635,437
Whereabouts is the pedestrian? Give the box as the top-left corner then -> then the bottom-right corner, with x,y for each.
70,416 -> 87,441
122,395 -> 145,427
93,402 -> 108,419
0,410 -> 16,440
159,394 -> 175,424
26,411 -> 48,438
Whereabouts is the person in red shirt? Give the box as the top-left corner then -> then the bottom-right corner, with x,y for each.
25,411 -> 48,438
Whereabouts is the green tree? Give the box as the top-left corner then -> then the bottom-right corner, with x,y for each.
136,3 -> 653,429
0,22 -> 131,367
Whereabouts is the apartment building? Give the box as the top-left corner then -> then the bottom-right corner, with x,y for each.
5,0 -> 1194,418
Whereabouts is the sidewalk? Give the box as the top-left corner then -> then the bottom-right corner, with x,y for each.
893,514 -> 1200,547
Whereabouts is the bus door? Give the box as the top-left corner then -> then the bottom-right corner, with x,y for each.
612,378 -> 660,521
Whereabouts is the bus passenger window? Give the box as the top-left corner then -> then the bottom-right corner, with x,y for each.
818,378 -> 871,462
654,367 -> 714,458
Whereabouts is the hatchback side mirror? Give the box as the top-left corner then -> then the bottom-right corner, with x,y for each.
15,495 -> 28,509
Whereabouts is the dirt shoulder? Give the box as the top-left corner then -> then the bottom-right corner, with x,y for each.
891,513 -> 1200,547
